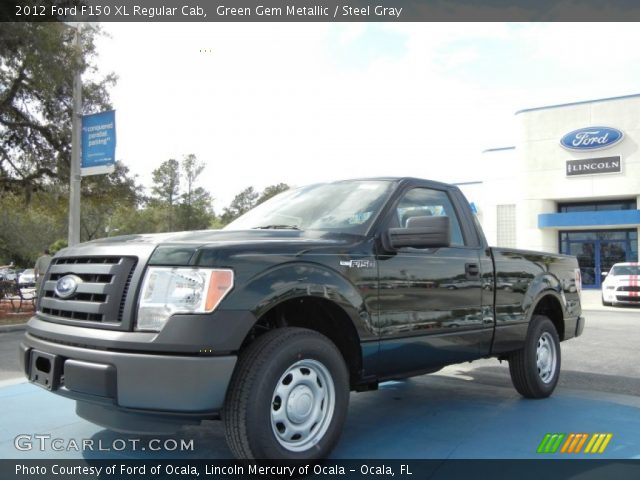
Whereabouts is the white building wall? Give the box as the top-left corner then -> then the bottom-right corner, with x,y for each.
474,94 -> 640,254
457,147 -> 523,248
516,97 -> 640,203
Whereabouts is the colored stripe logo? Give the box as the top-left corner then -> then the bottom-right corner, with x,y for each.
537,433 -> 613,454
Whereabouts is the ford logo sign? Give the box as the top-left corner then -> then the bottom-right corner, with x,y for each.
560,126 -> 623,151
54,274 -> 83,299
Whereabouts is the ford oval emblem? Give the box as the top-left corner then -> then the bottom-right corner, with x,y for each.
560,126 -> 623,151
54,274 -> 83,299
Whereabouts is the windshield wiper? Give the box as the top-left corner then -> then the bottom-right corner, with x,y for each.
252,225 -> 301,230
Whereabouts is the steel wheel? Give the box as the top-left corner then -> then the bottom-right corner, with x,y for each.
509,314 -> 561,398
536,331 -> 557,384
271,359 -> 336,452
223,327 -> 349,459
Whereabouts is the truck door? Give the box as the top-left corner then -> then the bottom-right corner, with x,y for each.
374,186 -> 494,377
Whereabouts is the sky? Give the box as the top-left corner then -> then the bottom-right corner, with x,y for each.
94,22 -> 640,211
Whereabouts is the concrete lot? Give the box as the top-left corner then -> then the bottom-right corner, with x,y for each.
0,305 -> 639,459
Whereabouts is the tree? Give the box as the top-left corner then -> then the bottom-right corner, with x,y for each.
219,184 -> 291,225
0,23 -> 116,201
80,162 -> 142,240
0,192 -> 66,266
151,158 -> 180,231
221,187 -> 259,225
257,183 -> 289,205
180,154 -> 212,230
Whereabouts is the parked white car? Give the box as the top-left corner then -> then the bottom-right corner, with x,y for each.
601,262 -> 640,307
18,268 -> 36,287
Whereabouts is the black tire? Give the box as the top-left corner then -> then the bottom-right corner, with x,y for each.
222,327 -> 349,459
508,315 -> 561,399
602,296 -> 612,307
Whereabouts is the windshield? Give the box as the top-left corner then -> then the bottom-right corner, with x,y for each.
224,180 -> 395,234
611,265 -> 640,276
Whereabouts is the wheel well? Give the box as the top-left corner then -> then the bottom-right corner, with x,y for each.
532,294 -> 565,340
241,297 -> 362,387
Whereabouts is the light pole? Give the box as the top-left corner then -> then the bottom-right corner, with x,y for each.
68,23 -> 82,247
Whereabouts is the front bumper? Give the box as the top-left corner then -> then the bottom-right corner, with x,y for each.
20,333 -> 236,432
603,287 -> 640,305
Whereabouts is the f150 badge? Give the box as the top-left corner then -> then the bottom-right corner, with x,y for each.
340,259 -> 376,268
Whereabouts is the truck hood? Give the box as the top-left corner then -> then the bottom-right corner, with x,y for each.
60,229 -> 365,255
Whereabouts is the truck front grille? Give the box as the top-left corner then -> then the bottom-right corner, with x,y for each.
39,256 -> 137,325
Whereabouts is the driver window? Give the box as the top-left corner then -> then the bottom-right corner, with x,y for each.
396,188 -> 465,246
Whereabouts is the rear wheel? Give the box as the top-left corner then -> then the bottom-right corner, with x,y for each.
508,315 -> 561,398
223,327 -> 349,459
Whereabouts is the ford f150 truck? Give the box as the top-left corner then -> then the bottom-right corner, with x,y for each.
20,177 -> 584,459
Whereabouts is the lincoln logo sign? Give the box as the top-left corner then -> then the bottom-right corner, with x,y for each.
566,156 -> 621,177
560,126 -> 623,151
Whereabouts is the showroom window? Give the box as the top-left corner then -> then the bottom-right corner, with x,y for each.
559,229 -> 638,289
558,199 -> 636,213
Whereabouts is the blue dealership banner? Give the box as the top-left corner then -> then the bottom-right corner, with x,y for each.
81,110 -> 116,176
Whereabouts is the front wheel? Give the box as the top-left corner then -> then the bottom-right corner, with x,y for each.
223,327 -> 349,459
508,315 -> 561,398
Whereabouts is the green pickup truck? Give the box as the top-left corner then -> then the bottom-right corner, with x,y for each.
21,177 -> 584,459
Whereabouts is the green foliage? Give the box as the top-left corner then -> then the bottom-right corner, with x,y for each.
81,162 -> 141,240
220,187 -> 259,225
0,192 -> 66,266
151,158 -> 180,231
147,155 -> 214,232
0,23 -> 116,199
0,22 -> 139,262
179,154 -> 212,231
0,22 -> 295,262
257,183 -> 289,205
49,239 -> 68,255
220,184 -> 290,225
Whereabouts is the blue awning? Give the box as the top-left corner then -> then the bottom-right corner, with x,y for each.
538,210 -> 640,228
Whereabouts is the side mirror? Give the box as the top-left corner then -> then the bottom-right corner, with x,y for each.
601,271 -> 608,277
386,215 -> 450,249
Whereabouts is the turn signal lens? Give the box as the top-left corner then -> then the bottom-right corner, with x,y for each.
206,270 -> 234,311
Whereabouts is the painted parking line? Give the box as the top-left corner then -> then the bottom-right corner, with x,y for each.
1,375 -> 638,460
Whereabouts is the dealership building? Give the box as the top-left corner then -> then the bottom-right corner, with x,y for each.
459,94 -> 640,289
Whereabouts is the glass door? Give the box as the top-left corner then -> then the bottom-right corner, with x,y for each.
568,242 -> 597,288
560,230 -> 638,289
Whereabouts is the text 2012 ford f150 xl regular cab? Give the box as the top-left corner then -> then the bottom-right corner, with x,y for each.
20,178 -> 584,459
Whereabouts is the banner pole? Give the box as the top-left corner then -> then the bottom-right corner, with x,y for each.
68,24 -> 83,247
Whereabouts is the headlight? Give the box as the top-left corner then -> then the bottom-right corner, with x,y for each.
136,267 -> 234,331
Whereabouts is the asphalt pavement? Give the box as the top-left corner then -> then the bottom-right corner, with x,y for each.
0,306 -> 639,460
0,331 -> 23,382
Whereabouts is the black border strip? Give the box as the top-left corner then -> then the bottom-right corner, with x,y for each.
4,0 -> 640,22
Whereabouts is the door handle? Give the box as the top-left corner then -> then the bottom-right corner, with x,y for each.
465,263 -> 480,277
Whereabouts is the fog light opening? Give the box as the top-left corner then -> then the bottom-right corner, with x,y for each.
35,357 -> 51,373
